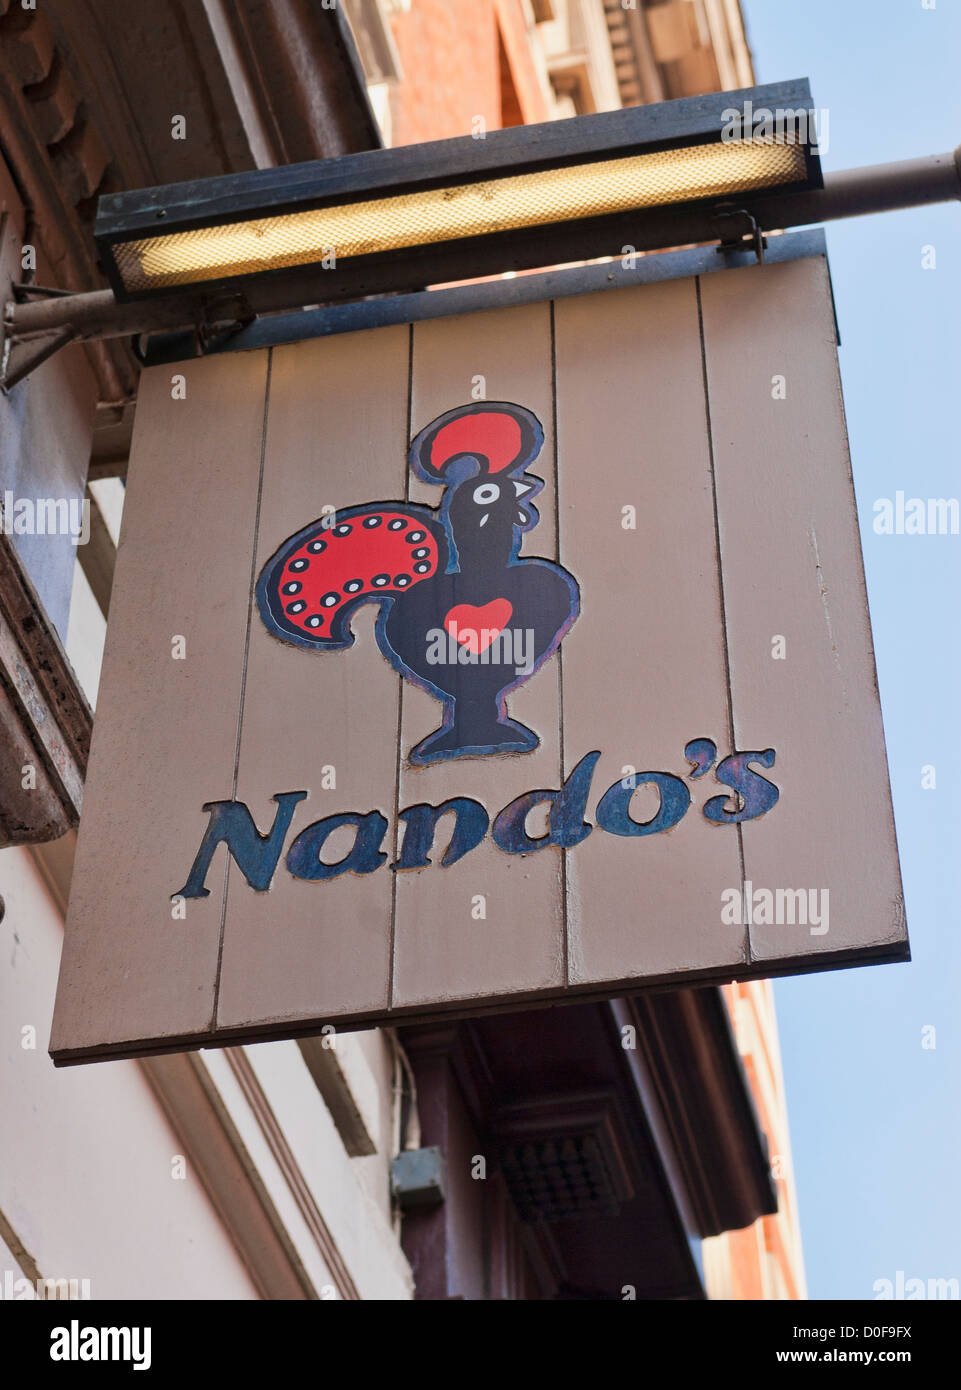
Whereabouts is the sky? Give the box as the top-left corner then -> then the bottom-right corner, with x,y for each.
741,0 -> 961,1300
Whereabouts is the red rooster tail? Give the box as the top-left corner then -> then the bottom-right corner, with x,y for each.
256,503 -> 446,650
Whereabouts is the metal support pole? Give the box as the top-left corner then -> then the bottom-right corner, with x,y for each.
2,150 -> 959,380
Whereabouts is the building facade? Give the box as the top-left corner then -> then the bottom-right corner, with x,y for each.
0,0 -> 803,1299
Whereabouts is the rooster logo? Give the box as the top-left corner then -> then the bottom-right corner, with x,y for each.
256,402 -> 580,764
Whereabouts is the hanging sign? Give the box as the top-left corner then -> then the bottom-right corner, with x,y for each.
50,244 -> 907,1064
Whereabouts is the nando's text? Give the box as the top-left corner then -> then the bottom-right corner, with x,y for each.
176,739 -> 778,899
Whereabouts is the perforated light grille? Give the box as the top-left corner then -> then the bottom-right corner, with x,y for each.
500,1135 -> 621,1223
111,139 -> 807,292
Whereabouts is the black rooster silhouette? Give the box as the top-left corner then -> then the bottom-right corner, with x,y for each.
256,401 -> 580,764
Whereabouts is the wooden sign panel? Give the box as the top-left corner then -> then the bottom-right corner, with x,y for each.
50,250 -> 907,1064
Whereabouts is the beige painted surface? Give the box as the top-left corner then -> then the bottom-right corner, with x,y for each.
554,277 -> 745,983
700,257 -> 905,961
217,328 -> 408,1030
50,353 -> 270,1056
51,254 -> 905,1061
393,301 -> 565,1007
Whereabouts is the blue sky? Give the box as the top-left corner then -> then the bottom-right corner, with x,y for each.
742,0 -> 961,1300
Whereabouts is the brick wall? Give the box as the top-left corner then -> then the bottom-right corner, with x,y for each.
387,0 -> 550,146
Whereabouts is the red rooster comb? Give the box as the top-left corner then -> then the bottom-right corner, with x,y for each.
411,401 -> 544,484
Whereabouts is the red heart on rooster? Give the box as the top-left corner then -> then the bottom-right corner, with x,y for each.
444,599 -> 513,655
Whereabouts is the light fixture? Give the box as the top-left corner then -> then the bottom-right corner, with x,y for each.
96,80 -> 822,304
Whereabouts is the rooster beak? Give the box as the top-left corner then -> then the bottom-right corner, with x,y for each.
514,480 -> 534,497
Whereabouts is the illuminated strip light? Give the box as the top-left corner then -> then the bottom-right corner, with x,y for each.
111,139 -> 808,293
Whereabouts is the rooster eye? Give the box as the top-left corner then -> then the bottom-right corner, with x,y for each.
473,483 -> 500,505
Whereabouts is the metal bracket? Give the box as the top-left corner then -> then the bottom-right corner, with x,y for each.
1,290 -> 78,393
135,290 -> 260,364
2,324 -> 79,393
192,291 -> 257,358
712,205 -> 767,264
1,281 -> 259,391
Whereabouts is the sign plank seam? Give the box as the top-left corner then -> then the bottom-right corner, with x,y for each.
387,321 -> 417,1012
214,348 -> 275,1028
549,300 -> 571,991
694,275 -> 750,967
